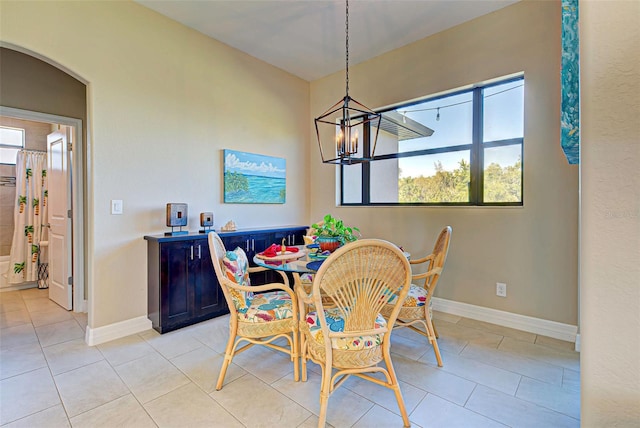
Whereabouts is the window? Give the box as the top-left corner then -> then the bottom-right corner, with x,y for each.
341,76 -> 524,206
0,126 -> 25,164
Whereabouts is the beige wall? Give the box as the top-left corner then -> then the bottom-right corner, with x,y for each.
310,0 -> 579,325
580,0 -> 640,424
0,1 -> 310,328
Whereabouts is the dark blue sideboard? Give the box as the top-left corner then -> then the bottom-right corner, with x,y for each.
144,226 -> 308,333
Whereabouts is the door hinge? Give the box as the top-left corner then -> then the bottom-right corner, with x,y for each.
68,276 -> 73,286
68,142 -> 73,151
67,209 -> 72,218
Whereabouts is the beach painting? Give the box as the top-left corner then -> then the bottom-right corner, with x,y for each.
223,150 -> 286,204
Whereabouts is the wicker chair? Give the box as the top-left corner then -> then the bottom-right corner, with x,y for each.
297,239 -> 412,428
208,232 -> 299,390
381,226 -> 452,367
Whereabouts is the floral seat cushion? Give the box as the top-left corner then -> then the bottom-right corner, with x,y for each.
223,247 -> 294,323
238,290 -> 294,323
305,307 -> 387,350
387,284 -> 428,307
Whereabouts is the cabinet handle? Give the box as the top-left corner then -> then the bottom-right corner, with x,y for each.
245,239 -> 250,252
198,245 -> 201,259
190,246 -> 194,260
251,239 -> 255,252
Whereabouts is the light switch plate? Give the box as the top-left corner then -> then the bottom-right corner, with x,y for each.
111,199 -> 123,215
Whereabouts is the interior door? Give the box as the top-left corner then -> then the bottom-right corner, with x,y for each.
47,126 -> 73,310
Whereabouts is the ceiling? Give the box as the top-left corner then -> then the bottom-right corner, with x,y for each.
135,0 -> 520,82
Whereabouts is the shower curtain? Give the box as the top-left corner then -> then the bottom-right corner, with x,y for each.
9,150 -> 48,284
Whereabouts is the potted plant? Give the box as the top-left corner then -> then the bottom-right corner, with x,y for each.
310,214 -> 361,252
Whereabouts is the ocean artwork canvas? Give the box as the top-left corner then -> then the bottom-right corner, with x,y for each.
223,150 -> 286,204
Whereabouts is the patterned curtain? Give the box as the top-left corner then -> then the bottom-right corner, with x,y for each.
9,150 -> 48,283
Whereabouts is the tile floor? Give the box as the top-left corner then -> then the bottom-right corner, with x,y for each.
1,288 -> 580,427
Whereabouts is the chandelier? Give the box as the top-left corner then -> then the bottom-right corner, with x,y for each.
314,0 -> 381,165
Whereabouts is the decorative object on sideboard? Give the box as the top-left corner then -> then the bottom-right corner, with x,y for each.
199,212 -> 214,234
221,220 -> 237,231
165,203 -> 188,236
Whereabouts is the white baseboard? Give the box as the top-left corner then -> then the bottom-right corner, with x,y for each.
74,299 -> 87,314
432,297 -> 578,344
574,334 -> 580,352
85,316 -> 152,346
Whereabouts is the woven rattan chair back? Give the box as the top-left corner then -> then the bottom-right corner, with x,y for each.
304,239 -> 412,427
381,226 -> 452,368
207,232 -> 299,390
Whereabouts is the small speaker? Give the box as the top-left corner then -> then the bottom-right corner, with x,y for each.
165,203 -> 188,235
200,212 -> 214,227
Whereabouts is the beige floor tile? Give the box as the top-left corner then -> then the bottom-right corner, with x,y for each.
24,297 -> 65,313
499,337 -> 580,371
418,349 -> 522,395
70,394 -> 156,428
0,323 -> 38,350
0,307 -> 30,329
411,393 -> 505,428
42,337 -> 104,375
2,404 -> 70,428
0,341 -> 47,380
19,288 -> 48,300
54,360 -> 129,417
562,368 -> 580,392
296,414 -> 335,428
96,333 -> 155,367
0,291 -> 23,302
231,342 -> 295,385
273,371 -> 375,428
140,327 -> 203,359
28,306 -> 73,327
170,345 -> 246,393
353,403 -> 422,428
535,334 -> 576,351
389,331 -> 432,361
71,311 -> 88,326
435,321 -> 505,350
0,367 -> 61,425
35,318 -> 84,347
466,385 -> 580,428
516,376 -> 581,419
457,317 -> 537,342
432,310 -> 462,323
146,383 -> 243,427
338,370 -> 427,416
188,315 -> 235,353
0,299 -> 27,316
114,352 -> 190,403
392,354 -> 476,405
213,372 -> 312,428
461,342 -> 564,385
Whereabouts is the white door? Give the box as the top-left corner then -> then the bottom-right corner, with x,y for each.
47,126 -> 73,310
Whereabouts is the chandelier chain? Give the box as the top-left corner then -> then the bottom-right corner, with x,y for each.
345,0 -> 349,97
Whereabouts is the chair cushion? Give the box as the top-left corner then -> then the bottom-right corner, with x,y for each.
238,290 -> 295,323
305,308 -> 387,350
223,248 -> 253,310
387,284 -> 428,307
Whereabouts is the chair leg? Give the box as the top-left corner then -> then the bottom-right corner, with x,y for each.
425,317 -> 443,367
317,363 -> 331,428
384,349 -> 411,427
292,329 -> 300,382
300,331 -> 308,382
432,319 -> 439,338
216,320 -> 238,390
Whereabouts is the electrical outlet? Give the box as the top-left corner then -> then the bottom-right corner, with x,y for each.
496,282 -> 507,297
